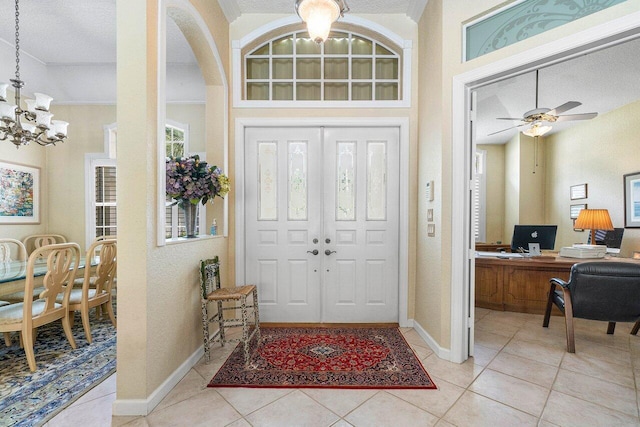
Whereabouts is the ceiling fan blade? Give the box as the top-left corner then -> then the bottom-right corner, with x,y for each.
547,101 -> 581,116
554,112 -> 598,122
487,123 -> 527,136
496,117 -> 526,121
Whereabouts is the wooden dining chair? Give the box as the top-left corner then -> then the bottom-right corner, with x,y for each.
0,243 -> 79,371
1,238 -> 46,304
0,238 -> 27,263
58,239 -> 117,343
22,234 -> 67,256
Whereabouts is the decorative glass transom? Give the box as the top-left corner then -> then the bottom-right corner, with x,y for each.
244,30 -> 401,102
464,0 -> 627,61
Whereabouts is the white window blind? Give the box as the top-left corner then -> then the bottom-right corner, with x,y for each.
474,150 -> 487,242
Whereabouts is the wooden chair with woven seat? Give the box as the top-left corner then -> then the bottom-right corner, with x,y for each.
0,243 -> 79,371
58,239 -> 117,344
200,256 -> 260,364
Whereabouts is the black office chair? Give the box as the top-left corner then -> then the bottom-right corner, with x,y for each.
543,262 -> 640,353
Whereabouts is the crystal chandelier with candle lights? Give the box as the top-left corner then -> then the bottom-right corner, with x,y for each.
0,0 -> 68,148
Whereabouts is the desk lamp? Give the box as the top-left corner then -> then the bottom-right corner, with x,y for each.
574,209 -> 614,246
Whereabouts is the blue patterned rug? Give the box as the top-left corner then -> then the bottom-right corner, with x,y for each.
0,307 -> 116,427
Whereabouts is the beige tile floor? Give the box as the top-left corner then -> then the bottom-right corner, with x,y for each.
44,309 -> 640,426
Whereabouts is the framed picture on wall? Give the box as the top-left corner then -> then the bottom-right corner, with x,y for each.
570,183 -> 588,200
0,161 -> 40,224
570,203 -> 587,219
624,171 -> 640,228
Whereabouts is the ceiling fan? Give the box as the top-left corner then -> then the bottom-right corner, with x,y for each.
488,70 -> 598,136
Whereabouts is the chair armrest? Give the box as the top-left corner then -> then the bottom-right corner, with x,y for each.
550,277 -> 569,288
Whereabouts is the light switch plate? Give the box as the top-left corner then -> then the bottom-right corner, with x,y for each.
426,180 -> 434,201
427,223 -> 435,237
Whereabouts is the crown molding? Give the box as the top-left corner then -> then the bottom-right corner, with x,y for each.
406,0 -> 428,22
217,0 -> 241,23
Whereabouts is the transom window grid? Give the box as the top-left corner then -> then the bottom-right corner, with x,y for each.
244,30 -> 401,102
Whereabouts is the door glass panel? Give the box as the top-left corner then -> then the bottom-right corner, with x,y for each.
367,142 -> 387,220
288,142 -> 308,220
258,142 -> 278,220
336,142 -> 356,220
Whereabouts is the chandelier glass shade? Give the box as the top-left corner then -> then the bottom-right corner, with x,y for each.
295,0 -> 349,43
522,122 -> 552,137
0,0 -> 68,148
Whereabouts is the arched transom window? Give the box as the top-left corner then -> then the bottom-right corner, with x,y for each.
243,30 -> 402,102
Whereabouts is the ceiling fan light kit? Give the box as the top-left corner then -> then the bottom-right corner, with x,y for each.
489,69 -> 598,138
295,0 -> 349,43
0,0 -> 67,148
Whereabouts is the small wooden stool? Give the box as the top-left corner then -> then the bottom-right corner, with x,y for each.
200,257 -> 260,364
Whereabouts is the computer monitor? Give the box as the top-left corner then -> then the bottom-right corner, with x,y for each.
511,225 -> 558,252
587,228 -> 624,253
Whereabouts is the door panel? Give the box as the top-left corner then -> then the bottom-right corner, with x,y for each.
322,127 -> 399,322
245,127 -> 322,322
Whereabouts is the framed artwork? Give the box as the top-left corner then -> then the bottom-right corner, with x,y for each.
570,183 -> 588,200
570,203 -> 587,219
624,171 -> 640,228
0,161 -> 40,224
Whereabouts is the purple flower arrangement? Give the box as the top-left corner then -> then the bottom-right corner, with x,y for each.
166,155 -> 230,206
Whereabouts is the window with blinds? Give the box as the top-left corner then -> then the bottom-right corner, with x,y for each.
474,150 -> 487,242
94,165 -> 117,238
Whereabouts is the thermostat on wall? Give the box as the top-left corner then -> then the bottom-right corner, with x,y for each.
426,180 -> 434,201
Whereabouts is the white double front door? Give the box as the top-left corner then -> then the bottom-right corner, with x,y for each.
244,126 -> 399,323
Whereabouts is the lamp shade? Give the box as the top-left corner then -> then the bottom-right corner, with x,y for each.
296,0 -> 341,43
575,209 -> 614,246
574,209 -> 614,231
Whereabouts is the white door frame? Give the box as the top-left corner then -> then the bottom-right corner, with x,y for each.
450,12 -> 640,363
235,117 -> 410,326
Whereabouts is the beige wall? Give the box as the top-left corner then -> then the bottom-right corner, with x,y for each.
416,0 -> 640,348
546,99 -> 640,257
482,144 -> 505,244
115,0 -> 230,406
416,0 -> 445,346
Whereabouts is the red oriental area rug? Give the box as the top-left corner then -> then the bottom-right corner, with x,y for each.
208,327 -> 437,389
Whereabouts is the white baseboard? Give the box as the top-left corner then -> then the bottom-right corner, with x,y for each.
411,319 -> 452,361
112,346 -> 204,416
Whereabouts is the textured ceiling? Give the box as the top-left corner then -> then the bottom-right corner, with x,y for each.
234,0 -> 414,14
476,37 -> 640,145
0,0 -> 638,131
0,0 -> 195,64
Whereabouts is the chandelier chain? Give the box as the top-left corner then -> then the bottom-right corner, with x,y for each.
14,0 -> 20,80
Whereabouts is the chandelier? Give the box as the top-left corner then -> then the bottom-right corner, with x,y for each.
0,0 -> 68,148
295,0 -> 350,43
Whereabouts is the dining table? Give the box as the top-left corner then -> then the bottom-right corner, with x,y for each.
0,257 -> 98,298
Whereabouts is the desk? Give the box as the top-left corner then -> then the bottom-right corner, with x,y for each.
475,255 -> 640,314
0,257 -> 96,298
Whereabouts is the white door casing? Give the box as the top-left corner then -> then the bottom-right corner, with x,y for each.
243,126 -> 400,323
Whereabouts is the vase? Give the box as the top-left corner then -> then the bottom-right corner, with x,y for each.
181,202 -> 199,238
